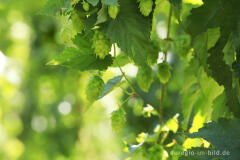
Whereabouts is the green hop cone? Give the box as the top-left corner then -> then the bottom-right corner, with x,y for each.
111,108 -> 126,132
147,52 -> 158,65
108,6 -> 119,19
137,66 -> 154,92
85,75 -> 105,102
92,30 -> 112,59
82,1 -> 90,11
157,61 -> 171,84
139,0 -> 153,16
71,12 -> 85,33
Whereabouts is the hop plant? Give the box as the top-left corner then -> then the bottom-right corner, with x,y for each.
59,16 -> 76,44
85,75 -> 105,102
92,30 -> 112,59
138,0 -> 153,16
148,145 -> 168,160
147,52 -> 158,65
71,12 -> 85,33
111,108 -> 126,132
137,66 -> 154,92
108,6 -> 119,19
157,61 -> 172,84
174,34 -> 191,58
82,1 -> 90,11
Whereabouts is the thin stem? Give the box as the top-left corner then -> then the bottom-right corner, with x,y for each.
158,5 -> 173,143
113,44 -> 157,108
165,5 -> 173,61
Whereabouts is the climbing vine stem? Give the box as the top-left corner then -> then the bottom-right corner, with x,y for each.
113,44 -> 157,108
158,5 -> 173,143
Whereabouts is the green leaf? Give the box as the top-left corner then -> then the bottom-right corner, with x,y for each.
164,114 -> 179,133
100,0 -> 157,65
48,33 -> 113,71
112,52 -> 131,67
98,75 -> 122,99
208,36 -> 240,117
181,60 -> 224,131
169,0 -> 182,10
101,0 -> 119,6
187,0 -> 240,117
87,0 -> 99,6
188,118 -> 240,160
96,5 -> 108,25
137,66 -> 154,92
207,28 -> 220,50
39,0 -> 71,16
193,28 -> 220,72
211,92 -> 231,121
171,144 -> 184,160
223,34 -> 235,66
111,108 -> 126,132
87,0 -> 119,6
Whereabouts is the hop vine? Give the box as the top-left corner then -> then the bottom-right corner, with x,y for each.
92,30 -> 112,59
108,6 -> 119,19
85,75 -> 105,102
157,61 -> 172,84
138,0 -> 153,17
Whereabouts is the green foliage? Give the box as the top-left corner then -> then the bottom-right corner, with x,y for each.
137,66 -> 154,92
82,1 -> 90,11
39,0 -> 71,16
92,30 -> 112,59
101,0 -> 119,6
86,0 -> 119,6
100,0 -> 157,66
71,12 -> 85,33
169,0 -> 182,10
112,52 -> 131,67
148,144 -> 168,160
157,61 -> 172,84
111,108 -> 126,133
138,0 -> 153,17
48,33 -> 113,71
86,75 -> 105,102
187,0 -> 240,117
174,34 -> 191,58
99,75 -> 122,99
186,118 -> 240,160
108,6 -> 119,19
86,0 -> 99,6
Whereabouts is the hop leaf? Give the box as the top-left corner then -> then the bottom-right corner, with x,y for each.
133,99 -> 144,116
108,6 -> 119,19
85,75 -> 105,102
82,1 -> 90,11
137,66 -> 154,92
157,61 -> 172,84
71,12 -> 85,34
138,0 -> 153,17
174,34 -> 191,58
59,16 -> 76,44
92,30 -> 112,59
111,108 -> 126,132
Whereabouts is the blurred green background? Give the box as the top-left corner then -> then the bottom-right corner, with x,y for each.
0,0 -> 123,159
